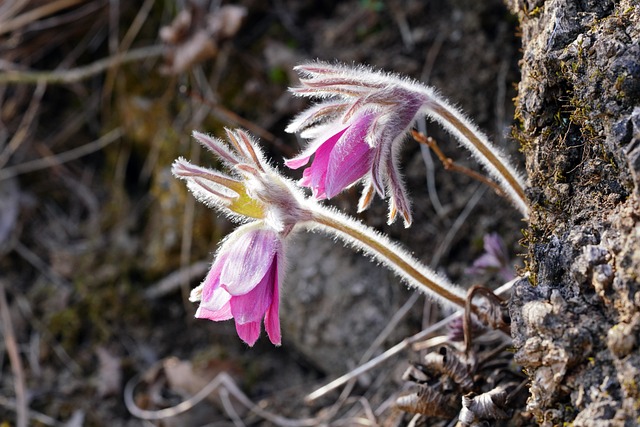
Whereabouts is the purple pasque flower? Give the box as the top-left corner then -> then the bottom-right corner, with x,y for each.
466,233 -> 515,282
285,110 -> 375,199
286,61 -> 428,227
190,223 -> 284,346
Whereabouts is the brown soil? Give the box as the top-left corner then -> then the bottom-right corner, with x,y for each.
0,1 -> 532,425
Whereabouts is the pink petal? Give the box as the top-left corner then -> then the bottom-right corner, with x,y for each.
472,253 -> 502,269
325,142 -> 371,198
229,255 -> 276,324
220,228 -> 279,295
193,256 -> 233,321
483,233 -> 508,261
196,289 -> 233,321
264,258 -> 281,345
301,166 -> 326,199
285,124 -> 346,170
285,125 -> 335,170
284,154 -> 312,169
235,321 -> 261,347
324,112 -> 374,198
301,128 -> 348,198
200,256 -> 226,302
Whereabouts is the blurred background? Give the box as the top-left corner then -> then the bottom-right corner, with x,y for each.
0,0 -> 524,425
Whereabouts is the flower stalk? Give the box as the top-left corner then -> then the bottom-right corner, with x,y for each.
424,100 -> 528,215
308,204 -> 467,310
174,128 -> 472,345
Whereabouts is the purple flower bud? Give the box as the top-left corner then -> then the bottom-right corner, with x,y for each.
466,233 -> 515,282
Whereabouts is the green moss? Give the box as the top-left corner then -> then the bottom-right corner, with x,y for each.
615,74 -> 627,99
47,277 -> 148,351
268,66 -> 288,85
527,6 -> 543,17
622,377 -> 639,399
359,0 -> 384,12
48,308 -> 82,350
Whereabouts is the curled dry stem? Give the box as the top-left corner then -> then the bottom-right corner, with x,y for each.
464,284 -> 510,358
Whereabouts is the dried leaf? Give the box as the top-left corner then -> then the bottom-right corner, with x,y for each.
96,347 -> 122,397
159,5 -> 247,74
395,385 -> 458,417
458,387 -> 510,426
422,346 -> 474,391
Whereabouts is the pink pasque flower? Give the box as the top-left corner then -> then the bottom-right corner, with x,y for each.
286,62 -> 428,227
466,233 -> 515,282
174,129 -> 315,346
285,111 -> 375,199
286,62 -> 530,221
191,223 -> 284,346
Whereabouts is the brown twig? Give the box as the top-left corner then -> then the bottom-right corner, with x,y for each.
0,281 -> 27,427
0,0 -> 83,35
0,82 -> 46,169
126,370 -> 328,426
143,260 -> 211,299
411,129 -> 506,198
0,45 -> 165,85
0,128 -> 123,181
305,277 -> 517,402
102,0 -> 156,111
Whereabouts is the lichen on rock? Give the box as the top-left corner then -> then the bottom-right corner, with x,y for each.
507,0 -> 640,424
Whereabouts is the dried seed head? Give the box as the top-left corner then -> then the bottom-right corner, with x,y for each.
422,346 -> 474,391
395,385 -> 459,418
458,387 -> 510,426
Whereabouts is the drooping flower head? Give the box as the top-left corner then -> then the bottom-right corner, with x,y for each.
286,61 -> 529,225
173,129 -> 311,346
286,61 -> 430,227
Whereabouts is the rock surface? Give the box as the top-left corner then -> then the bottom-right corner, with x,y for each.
507,0 -> 640,424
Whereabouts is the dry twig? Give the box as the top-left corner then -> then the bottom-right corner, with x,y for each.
0,45 -> 165,85
0,281 -> 27,427
305,278 -> 518,402
0,128 -> 123,181
126,371 -> 327,426
412,129 -> 506,197
0,0 -> 84,35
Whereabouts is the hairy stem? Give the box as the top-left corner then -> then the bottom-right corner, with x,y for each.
423,96 -> 528,217
308,204 -> 467,309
